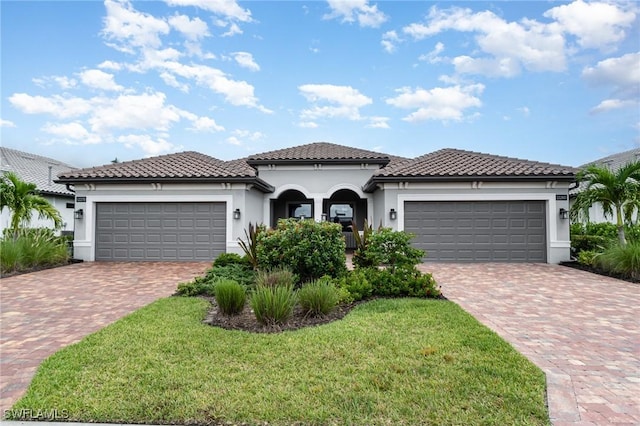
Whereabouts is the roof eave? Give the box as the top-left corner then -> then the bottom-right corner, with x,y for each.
247,158 -> 390,167
55,176 -> 275,193
364,174 -> 576,192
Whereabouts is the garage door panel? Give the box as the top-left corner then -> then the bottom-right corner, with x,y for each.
96,202 -> 226,261
405,201 -> 546,262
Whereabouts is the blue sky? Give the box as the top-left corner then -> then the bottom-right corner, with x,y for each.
1,0 -> 638,168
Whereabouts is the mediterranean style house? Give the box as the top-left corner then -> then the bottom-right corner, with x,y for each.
56,142 -> 577,263
0,147 -> 76,235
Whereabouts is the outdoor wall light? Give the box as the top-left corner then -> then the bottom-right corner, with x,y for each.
389,208 -> 397,220
74,209 -> 84,220
321,213 -> 328,222
559,208 -> 569,220
233,208 -> 241,220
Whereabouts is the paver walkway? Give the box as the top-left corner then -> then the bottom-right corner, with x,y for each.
420,263 -> 640,426
0,262 -> 209,413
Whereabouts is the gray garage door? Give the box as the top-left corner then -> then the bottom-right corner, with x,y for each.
405,201 -> 546,262
96,202 -> 226,261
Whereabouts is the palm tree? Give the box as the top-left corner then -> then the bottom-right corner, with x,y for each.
0,171 -> 63,240
571,161 -> 640,246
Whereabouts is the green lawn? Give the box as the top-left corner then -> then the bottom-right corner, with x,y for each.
9,298 -> 549,425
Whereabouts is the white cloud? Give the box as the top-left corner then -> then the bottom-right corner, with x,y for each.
381,30 -> 400,53
232,129 -> 264,141
190,116 -> 224,132
221,22 -> 243,37
590,99 -> 637,114
102,0 -> 170,53
41,122 -> 103,145
117,134 -> 180,156
1,119 -> 16,128
165,0 -> 252,23
226,136 -> 243,146
544,0 -> 636,51
298,121 -> 318,128
367,116 -> 390,129
418,42 -> 445,63
583,52 -> 640,113
88,92 -> 181,133
402,6 -> 567,77
232,52 -> 260,71
159,61 -> 271,111
518,106 -> 531,117
79,69 -> 124,91
168,14 -> 209,40
386,84 -> 484,122
324,0 -> 387,28
299,84 -> 372,121
98,60 -> 123,71
32,76 -> 77,89
9,94 -> 92,118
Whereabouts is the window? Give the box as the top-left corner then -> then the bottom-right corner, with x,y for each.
330,203 -> 353,230
288,203 -> 312,219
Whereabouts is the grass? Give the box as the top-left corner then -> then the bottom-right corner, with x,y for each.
8,298 -> 549,425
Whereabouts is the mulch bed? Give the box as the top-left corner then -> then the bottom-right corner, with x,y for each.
560,261 -> 639,284
202,297 -> 367,334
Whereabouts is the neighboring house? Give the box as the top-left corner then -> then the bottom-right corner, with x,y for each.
0,147 -> 77,235
56,142 -> 576,264
570,148 -> 640,224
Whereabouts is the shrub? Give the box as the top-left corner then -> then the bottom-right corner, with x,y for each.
571,235 -> 610,255
365,228 -> 425,271
204,264 -> 256,289
256,219 -> 347,282
577,250 -> 599,267
0,228 -> 69,274
213,253 -> 250,268
214,279 -> 246,315
175,277 -> 217,297
625,225 -> 640,243
250,284 -> 297,325
298,278 -> 340,316
363,266 -> 440,298
255,267 -> 297,288
336,270 -> 372,302
351,219 -> 377,268
597,242 -> 640,280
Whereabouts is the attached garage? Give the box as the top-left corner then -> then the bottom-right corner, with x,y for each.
95,202 -> 226,261
405,200 -> 546,262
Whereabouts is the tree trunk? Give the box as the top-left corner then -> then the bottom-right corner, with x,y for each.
616,207 -> 627,246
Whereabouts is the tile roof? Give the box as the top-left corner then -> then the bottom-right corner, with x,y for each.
373,148 -> 577,178
0,147 -> 76,196
56,151 -> 275,192
247,142 -> 390,164
57,151 -> 256,180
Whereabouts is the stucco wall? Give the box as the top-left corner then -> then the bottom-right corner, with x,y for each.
257,164 -> 377,224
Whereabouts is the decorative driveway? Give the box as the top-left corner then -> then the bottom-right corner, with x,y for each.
0,262 -> 209,413
421,263 -> 640,426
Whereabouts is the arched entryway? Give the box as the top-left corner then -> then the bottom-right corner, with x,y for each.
323,189 -> 367,249
270,189 -> 313,227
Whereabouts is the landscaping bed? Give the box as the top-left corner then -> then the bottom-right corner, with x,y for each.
560,261 -> 639,284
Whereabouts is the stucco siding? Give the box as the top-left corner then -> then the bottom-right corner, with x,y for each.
0,194 -> 75,236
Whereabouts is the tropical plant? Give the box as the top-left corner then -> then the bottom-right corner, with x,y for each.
596,242 -> 640,280
571,161 -> 640,245
0,172 -> 63,240
351,219 -> 377,268
238,222 -> 263,269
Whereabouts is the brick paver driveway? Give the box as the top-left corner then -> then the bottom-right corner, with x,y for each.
0,261 -> 209,412
421,263 -> 640,426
